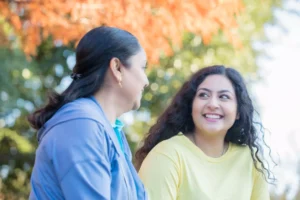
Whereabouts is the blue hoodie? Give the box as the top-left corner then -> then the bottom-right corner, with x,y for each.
29,96 -> 147,200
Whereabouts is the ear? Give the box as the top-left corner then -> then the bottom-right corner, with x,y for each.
109,57 -> 122,82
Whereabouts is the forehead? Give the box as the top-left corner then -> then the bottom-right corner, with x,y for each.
198,75 -> 235,92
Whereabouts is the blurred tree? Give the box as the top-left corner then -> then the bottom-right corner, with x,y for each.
0,0 -> 243,63
0,128 -> 34,199
126,0 -> 282,151
0,39 -> 74,199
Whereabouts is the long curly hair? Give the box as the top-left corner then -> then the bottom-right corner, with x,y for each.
135,65 -> 273,181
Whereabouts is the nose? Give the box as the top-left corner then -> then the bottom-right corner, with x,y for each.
207,96 -> 219,110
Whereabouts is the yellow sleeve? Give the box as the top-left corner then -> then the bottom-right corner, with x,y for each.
251,168 -> 270,200
138,150 -> 180,200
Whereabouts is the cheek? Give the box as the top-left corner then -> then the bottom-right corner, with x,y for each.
132,71 -> 144,87
226,105 -> 238,120
191,100 -> 198,115
122,78 -> 139,98
191,100 -> 204,118
193,98 -> 205,109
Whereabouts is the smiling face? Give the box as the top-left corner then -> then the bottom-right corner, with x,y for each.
191,74 -> 238,138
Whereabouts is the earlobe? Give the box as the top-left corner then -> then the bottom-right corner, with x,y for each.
117,74 -> 123,88
236,113 -> 240,120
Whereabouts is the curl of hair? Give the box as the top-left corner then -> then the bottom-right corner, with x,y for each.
135,65 -> 274,182
28,26 -> 141,130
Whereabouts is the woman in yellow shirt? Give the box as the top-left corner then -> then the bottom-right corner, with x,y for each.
136,65 -> 273,200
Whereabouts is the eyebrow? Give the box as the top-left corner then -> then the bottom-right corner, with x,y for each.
197,88 -> 234,94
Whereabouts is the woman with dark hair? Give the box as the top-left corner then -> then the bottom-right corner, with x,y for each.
136,65 -> 272,200
28,26 -> 149,200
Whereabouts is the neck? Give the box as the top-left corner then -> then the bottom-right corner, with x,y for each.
191,131 -> 228,158
94,88 -> 126,124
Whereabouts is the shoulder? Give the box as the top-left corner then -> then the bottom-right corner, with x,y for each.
153,134 -> 184,151
59,97 -> 101,118
41,119 -> 112,175
230,143 -> 252,156
228,143 -> 262,172
56,118 -> 105,139
147,134 -> 187,161
42,119 -> 109,154
139,135 -> 183,173
45,97 -> 107,130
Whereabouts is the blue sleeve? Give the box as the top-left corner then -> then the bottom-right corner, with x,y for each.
60,160 -> 111,199
50,119 -> 112,199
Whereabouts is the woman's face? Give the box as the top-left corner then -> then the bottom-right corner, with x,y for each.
191,74 -> 238,137
121,48 -> 149,110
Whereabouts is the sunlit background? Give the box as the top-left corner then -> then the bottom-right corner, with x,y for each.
0,0 -> 299,199
255,1 -> 300,198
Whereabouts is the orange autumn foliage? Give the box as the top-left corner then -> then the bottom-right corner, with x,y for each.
0,0 -> 243,63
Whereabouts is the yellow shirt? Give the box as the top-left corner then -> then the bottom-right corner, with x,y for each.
139,133 -> 270,200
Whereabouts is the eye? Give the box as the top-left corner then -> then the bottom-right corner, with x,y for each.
199,92 -> 209,98
142,66 -> 147,71
220,94 -> 230,100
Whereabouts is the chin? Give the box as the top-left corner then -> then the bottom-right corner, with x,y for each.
202,127 -> 223,135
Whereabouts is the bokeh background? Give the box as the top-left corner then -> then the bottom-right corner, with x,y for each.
0,0 -> 299,199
